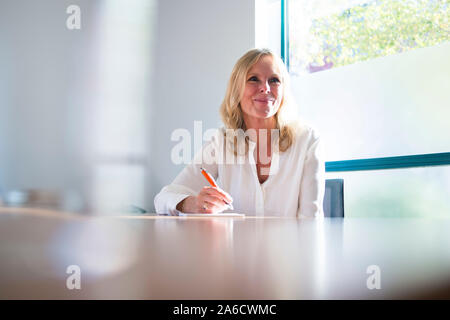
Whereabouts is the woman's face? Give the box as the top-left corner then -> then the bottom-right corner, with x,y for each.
240,55 -> 283,124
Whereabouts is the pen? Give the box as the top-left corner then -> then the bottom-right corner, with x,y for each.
200,167 -> 234,210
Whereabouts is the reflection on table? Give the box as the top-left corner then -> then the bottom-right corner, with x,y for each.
0,207 -> 449,299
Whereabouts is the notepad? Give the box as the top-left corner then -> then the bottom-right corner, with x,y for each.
178,213 -> 245,217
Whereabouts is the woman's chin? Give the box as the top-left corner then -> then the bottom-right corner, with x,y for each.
257,107 -> 276,118
253,113 -> 275,121
244,107 -> 277,121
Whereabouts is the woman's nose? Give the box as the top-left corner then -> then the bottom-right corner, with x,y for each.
259,81 -> 270,93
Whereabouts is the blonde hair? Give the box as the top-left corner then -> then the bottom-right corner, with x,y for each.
219,48 -> 299,154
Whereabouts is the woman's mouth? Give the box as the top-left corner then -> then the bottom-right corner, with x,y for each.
254,98 -> 274,103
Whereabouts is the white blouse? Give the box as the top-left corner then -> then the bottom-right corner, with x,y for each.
154,124 -> 325,217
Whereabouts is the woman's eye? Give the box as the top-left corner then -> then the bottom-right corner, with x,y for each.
269,78 -> 280,84
248,76 -> 258,82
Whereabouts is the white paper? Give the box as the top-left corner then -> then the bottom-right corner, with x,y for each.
178,213 -> 245,217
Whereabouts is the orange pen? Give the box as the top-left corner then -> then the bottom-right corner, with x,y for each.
200,167 -> 234,210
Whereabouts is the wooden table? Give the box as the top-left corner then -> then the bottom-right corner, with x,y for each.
1,208 -> 449,299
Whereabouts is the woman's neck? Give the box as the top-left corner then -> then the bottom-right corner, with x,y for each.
243,115 -> 276,132
242,116 -> 276,147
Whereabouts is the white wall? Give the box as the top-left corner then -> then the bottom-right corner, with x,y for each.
0,0 -> 102,210
0,0 -> 256,212
148,0 -> 256,211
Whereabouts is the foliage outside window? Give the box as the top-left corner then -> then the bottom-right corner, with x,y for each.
289,0 -> 450,74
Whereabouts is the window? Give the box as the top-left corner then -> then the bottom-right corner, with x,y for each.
283,0 -> 450,217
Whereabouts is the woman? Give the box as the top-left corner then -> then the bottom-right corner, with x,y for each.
154,48 -> 324,217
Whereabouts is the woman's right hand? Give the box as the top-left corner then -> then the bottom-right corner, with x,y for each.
177,186 -> 233,213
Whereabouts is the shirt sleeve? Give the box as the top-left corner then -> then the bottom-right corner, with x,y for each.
154,131 -> 220,215
297,129 -> 325,218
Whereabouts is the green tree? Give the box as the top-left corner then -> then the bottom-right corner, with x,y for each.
290,0 -> 450,73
